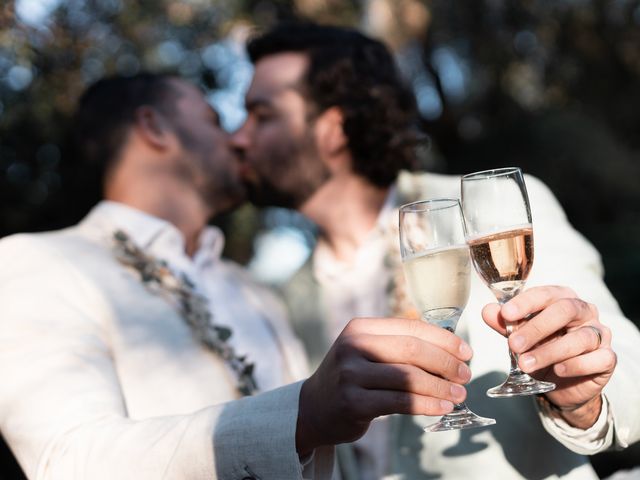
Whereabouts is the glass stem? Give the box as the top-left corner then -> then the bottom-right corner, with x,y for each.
499,297 -> 525,377
506,323 -> 524,376
439,322 -> 472,411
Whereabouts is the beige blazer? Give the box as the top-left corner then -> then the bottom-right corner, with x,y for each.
0,211 -> 334,480
283,171 -> 640,479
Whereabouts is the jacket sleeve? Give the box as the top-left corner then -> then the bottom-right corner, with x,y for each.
0,235 -> 334,480
525,175 -> 640,453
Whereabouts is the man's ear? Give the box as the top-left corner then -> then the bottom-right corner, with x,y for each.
133,106 -> 175,151
315,106 -> 348,169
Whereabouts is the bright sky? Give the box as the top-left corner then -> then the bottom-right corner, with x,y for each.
15,0 -> 62,27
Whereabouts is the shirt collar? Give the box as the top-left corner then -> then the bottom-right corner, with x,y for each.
80,201 -> 225,267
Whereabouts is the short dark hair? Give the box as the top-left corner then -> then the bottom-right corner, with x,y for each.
72,73 -> 180,189
247,23 -> 420,187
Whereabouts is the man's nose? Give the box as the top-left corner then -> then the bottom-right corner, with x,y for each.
229,123 -> 250,150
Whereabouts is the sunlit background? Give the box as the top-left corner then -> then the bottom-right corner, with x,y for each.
1,1 -> 639,476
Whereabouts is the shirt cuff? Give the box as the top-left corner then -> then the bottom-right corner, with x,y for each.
301,445 -> 336,479
536,394 -> 614,455
300,450 -> 315,468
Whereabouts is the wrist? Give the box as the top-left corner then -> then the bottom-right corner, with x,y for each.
537,394 -> 603,429
296,378 -> 321,458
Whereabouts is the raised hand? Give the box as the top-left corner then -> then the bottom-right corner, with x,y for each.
482,285 -> 617,428
295,317 -> 473,455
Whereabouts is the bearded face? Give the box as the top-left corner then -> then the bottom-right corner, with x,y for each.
231,52 -> 332,211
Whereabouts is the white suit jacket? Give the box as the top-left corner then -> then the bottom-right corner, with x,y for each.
0,206 -> 334,480
283,171 -> 640,479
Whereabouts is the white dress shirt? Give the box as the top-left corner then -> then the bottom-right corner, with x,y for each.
93,201 -> 286,393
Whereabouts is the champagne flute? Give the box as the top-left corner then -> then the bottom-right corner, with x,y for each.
399,198 -> 496,432
461,167 -> 555,397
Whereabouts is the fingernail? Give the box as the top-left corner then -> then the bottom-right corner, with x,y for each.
440,400 -> 454,411
520,354 -> 536,370
459,343 -> 472,358
511,335 -> 525,351
458,364 -> 471,380
450,384 -> 466,400
502,303 -> 519,318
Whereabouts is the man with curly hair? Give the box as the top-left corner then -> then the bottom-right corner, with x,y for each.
231,23 -> 640,479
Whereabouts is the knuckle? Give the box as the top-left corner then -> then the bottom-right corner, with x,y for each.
417,396 -> 434,415
435,378 -> 452,400
575,299 -> 591,316
393,390 -> 414,412
424,396 -> 449,415
558,298 -> 579,318
346,317 -> 365,333
579,327 -> 597,349
333,336 -> 359,362
587,302 -> 599,319
528,320 -> 545,339
540,285 -> 559,302
336,362 -> 359,388
440,354 -> 459,380
341,387 -> 367,419
410,394 -> 430,415
407,319 -> 423,337
402,336 -> 421,359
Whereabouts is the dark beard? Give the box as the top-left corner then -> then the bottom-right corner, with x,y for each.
244,178 -> 306,210
242,128 -> 331,209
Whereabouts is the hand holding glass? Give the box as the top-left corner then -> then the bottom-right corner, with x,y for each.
399,198 -> 495,432
461,167 -> 555,397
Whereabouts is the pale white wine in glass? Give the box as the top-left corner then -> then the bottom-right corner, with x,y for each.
461,167 -> 555,397
399,198 -> 496,432
402,245 -> 470,332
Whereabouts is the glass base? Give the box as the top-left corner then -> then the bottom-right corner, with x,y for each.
487,372 -> 555,398
424,409 -> 496,432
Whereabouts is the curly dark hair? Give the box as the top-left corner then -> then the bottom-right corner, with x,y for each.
247,23 -> 420,187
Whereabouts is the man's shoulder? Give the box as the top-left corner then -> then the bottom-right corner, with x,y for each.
0,225 -> 111,284
0,225 -> 99,260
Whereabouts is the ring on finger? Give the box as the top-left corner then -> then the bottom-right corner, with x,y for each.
584,325 -> 602,349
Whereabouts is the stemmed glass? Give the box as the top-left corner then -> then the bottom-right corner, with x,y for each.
399,198 -> 496,432
461,167 -> 555,397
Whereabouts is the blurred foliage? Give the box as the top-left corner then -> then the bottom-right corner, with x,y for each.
1,1 -> 639,474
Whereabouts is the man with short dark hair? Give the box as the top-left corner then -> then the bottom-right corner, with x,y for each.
231,23 -> 640,479
0,72 -> 480,479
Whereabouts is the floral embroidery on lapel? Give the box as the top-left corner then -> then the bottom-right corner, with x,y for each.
112,229 -> 258,396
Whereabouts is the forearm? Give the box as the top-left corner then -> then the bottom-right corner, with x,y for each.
7,384 -> 321,480
31,411 -> 217,480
